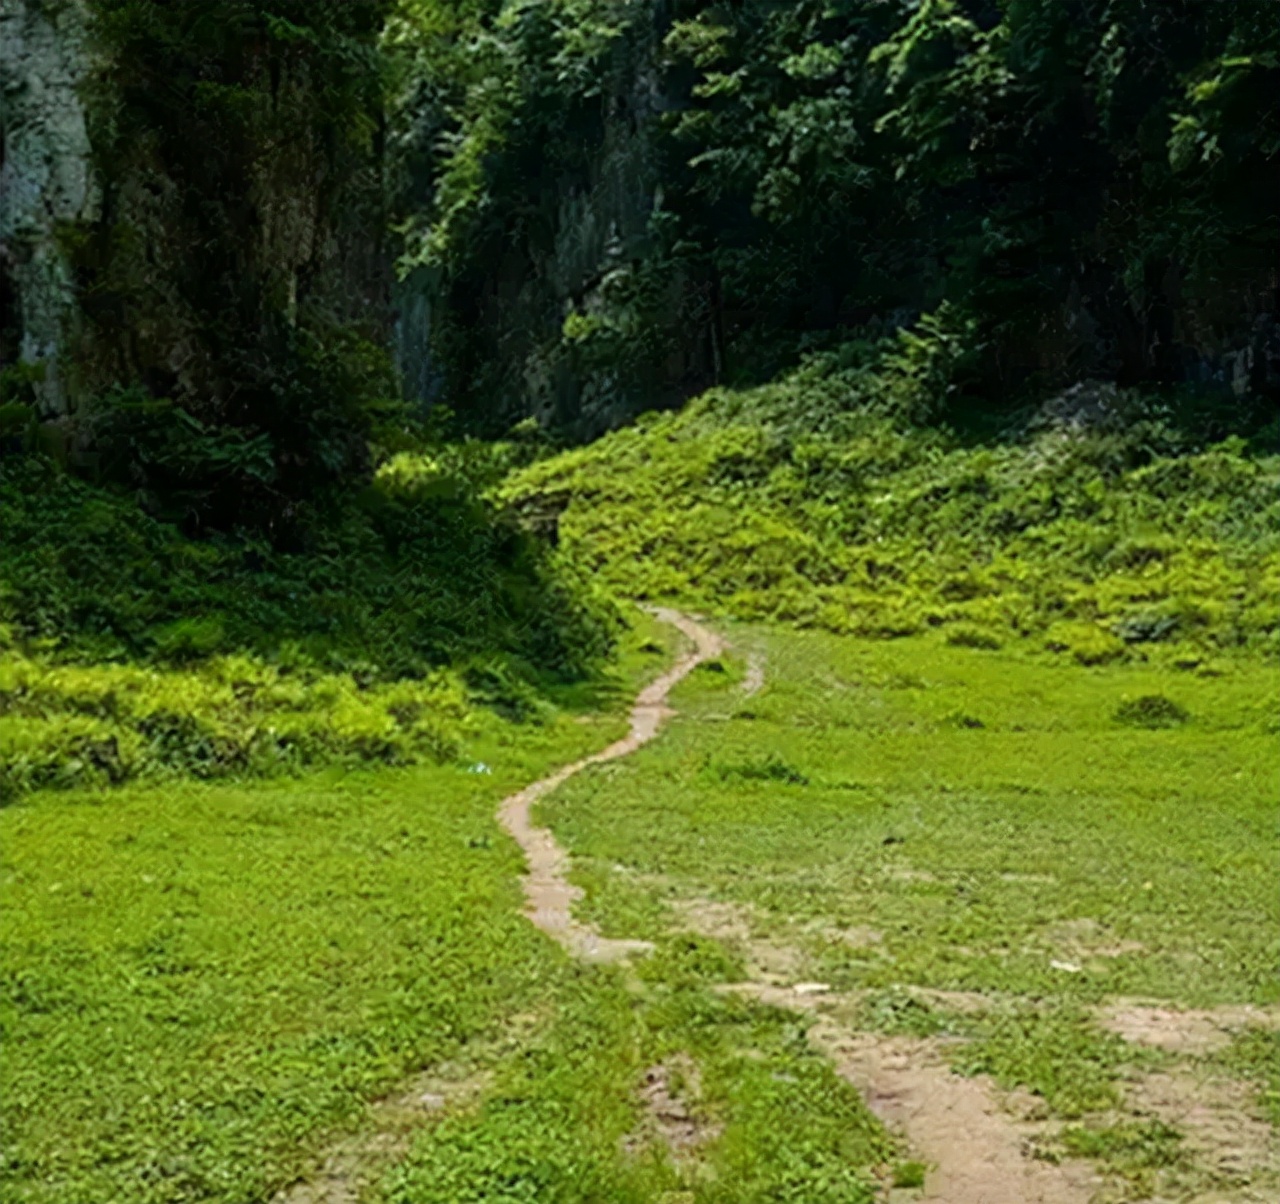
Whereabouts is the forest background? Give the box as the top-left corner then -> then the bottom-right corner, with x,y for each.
0,0 -> 1276,787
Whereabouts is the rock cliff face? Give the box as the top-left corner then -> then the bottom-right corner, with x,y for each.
392,1 -> 717,440
2,1 -> 392,443
0,0 -> 96,415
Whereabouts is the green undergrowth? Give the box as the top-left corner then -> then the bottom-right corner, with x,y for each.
0,445 -> 623,800
384,939 -> 894,1204
552,626 -> 1279,1007
503,361 -> 1280,660
0,617 -> 682,1204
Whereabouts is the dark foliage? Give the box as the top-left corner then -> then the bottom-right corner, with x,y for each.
391,0 -> 1280,435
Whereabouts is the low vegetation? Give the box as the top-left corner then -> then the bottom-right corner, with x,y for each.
549,625 -> 1278,1006
0,439 -> 619,801
538,620 -> 1277,1195
505,355 -> 1279,662
0,623 -> 664,1204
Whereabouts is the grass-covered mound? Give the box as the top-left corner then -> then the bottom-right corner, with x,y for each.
504,354 -> 1280,663
0,443 -> 620,800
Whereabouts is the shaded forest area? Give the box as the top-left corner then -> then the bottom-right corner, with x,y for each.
3,1 -> 1277,515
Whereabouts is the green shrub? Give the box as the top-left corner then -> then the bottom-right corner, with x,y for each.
1,453 -> 619,684
503,359 -> 1279,661
945,624 -> 1003,651
0,440 -> 624,798
1044,622 -> 1127,666
1113,695 -> 1191,729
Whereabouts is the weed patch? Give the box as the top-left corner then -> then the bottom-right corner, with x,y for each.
951,1006 -> 1128,1118
709,753 -> 809,787
1113,694 -> 1191,729
1059,1120 -> 1184,1169
1220,1027 -> 1280,1125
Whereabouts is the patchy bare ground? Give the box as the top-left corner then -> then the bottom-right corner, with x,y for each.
1122,1068 -> 1280,1202
1042,917 -> 1147,964
670,889 -> 1280,1204
280,614 -> 1279,1203
622,1054 -> 722,1163
1100,1001 -> 1280,1054
819,1026 -> 1100,1204
276,610 -> 721,1200
715,980 -> 1099,1204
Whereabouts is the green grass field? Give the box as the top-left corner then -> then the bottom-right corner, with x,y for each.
535,625 -> 1278,1194
3,614 -> 1277,1202
0,634 -> 655,1204
548,628 -> 1278,1008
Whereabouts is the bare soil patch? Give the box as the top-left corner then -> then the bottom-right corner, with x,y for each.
717,983 -> 1097,1204
817,1025 -> 1099,1204
1127,1068 -> 1279,1196
1101,1002 -> 1280,1055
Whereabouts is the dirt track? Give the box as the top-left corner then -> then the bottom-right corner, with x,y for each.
496,606 -> 726,962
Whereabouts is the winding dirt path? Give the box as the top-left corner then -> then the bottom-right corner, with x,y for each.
282,614 -> 1271,1203
496,613 -> 1100,1201
497,606 -> 725,962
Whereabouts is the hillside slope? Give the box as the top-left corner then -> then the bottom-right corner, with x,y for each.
504,357 -> 1280,665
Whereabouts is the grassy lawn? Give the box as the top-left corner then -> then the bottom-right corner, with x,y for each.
0,617 -> 908,1204
540,623 -> 1279,1182
3,616 -> 1276,1203
548,626 -> 1278,1008
0,678 -> 640,1204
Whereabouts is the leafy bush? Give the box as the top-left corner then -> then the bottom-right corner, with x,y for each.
1,453 -> 618,682
1113,695 -> 1191,729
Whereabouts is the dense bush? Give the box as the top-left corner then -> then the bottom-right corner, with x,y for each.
2,448 -> 616,679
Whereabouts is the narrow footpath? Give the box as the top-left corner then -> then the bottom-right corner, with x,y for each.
497,606 -> 725,962
495,608 -> 1100,1204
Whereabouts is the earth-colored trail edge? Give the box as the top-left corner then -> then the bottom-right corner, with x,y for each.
497,606 -> 726,962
